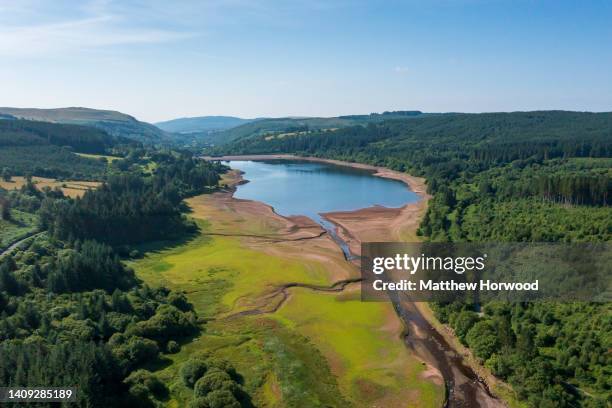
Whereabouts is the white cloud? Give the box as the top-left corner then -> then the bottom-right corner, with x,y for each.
0,0 -> 352,58
393,66 -> 409,74
0,1 -> 193,57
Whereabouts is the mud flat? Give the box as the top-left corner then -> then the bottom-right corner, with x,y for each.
321,202 -> 428,258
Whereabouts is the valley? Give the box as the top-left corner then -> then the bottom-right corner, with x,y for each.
2,2 -> 610,407
131,162 -> 447,407
1,110 -> 609,408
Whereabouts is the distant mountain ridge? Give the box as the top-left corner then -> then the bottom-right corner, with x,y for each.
0,108 -> 427,146
0,107 -> 167,142
155,116 -> 259,133
213,110 -> 612,156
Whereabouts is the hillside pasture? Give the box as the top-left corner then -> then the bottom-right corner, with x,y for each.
0,176 -> 100,198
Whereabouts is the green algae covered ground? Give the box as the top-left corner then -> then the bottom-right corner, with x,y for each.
131,184 -> 443,407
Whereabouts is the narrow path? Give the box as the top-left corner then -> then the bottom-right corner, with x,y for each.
0,231 -> 43,258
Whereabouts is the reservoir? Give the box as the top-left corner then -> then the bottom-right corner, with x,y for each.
227,160 -> 419,258
228,160 -> 418,221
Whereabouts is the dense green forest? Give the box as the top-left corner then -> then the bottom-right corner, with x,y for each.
0,146 -> 241,407
0,119 -> 131,153
39,152 -> 224,246
213,110 -> 612,407
0,119 -> 135,179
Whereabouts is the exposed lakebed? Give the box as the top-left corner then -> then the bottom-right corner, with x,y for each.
225,158 -> 503,408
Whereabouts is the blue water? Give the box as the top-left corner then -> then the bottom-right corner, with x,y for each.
227,160 -> 419,257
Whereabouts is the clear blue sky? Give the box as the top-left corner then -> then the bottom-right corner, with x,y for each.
1,0 -> 610,122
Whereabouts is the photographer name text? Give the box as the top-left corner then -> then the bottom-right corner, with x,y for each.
372,279 -> 539,292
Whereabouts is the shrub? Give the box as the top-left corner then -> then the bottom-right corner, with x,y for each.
127,304 -> 197,343
109,334 -> 159,371
127,383 -> 151,406
167,291 -> 193,312
180,359 -> 207,388
451,310 -> 479,344
204,357 -> 238,380
124,369 -> 167,397
466,320 -> 499,361
193,369 -> 231,397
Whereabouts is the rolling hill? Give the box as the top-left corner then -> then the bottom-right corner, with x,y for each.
0,119 -> 130,178
0,107 -> 167,142
155,115 -> 258,133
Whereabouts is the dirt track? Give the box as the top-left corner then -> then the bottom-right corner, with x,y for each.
0,231 -> 43,258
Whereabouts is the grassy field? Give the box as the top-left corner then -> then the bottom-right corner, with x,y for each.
75,152 -> 121,162
0,176 -> 99,198
130,188 -> 444,407
274,288 -> 441,407
132,230 -> 351,407
135,226 -> 334,316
